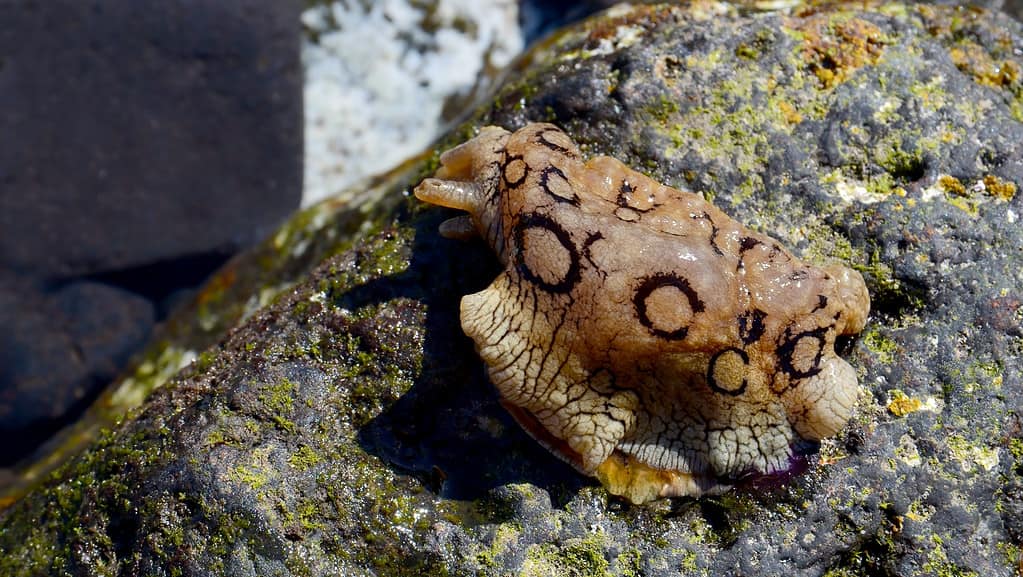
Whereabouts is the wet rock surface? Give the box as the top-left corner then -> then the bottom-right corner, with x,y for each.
1,2 -> 1021,576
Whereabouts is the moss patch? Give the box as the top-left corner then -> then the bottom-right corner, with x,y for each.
521,534 -> 612,577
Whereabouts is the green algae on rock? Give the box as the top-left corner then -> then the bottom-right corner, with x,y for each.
1,2 -> 1022,576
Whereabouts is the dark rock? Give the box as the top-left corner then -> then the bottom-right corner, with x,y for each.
520,0 -> 619,43
1,2 -> 1021,576
0,0 -> 303,278
0,0 -> 302,464
0,277 -> 154,464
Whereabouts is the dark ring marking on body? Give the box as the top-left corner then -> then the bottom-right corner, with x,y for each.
767,242 -> 789,265
633,273 -> 705,340
536,128 -> 577,156
616,180 -> 635,207
706,347 -> 749,396
502,154 -> 528,188
616,179 -> 660,213
615,180 -> 656,213
709,226 -> 723,255
738,308 -> 768,345
540,165 -> 579,205
776,326 -> 830,381
581,231 -> 607,276
736,236 -> 761,270
812,295 -> 828,312
693,212 -> 724,256
738,236 -> 762,254
513,212 -> 582,294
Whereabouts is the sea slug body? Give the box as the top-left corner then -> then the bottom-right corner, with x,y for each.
415,123 -> 870,503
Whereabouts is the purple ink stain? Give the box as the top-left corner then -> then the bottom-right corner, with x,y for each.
731,441 -> 818,492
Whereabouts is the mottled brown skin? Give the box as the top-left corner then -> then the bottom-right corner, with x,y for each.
415,123 -> 870,503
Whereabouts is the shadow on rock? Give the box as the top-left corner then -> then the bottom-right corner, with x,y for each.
349,211 -> 587,505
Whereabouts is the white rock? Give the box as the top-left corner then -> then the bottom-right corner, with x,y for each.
302,0 -> 523,206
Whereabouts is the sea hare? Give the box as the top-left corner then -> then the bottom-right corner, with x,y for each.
415,123 -> 870,503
